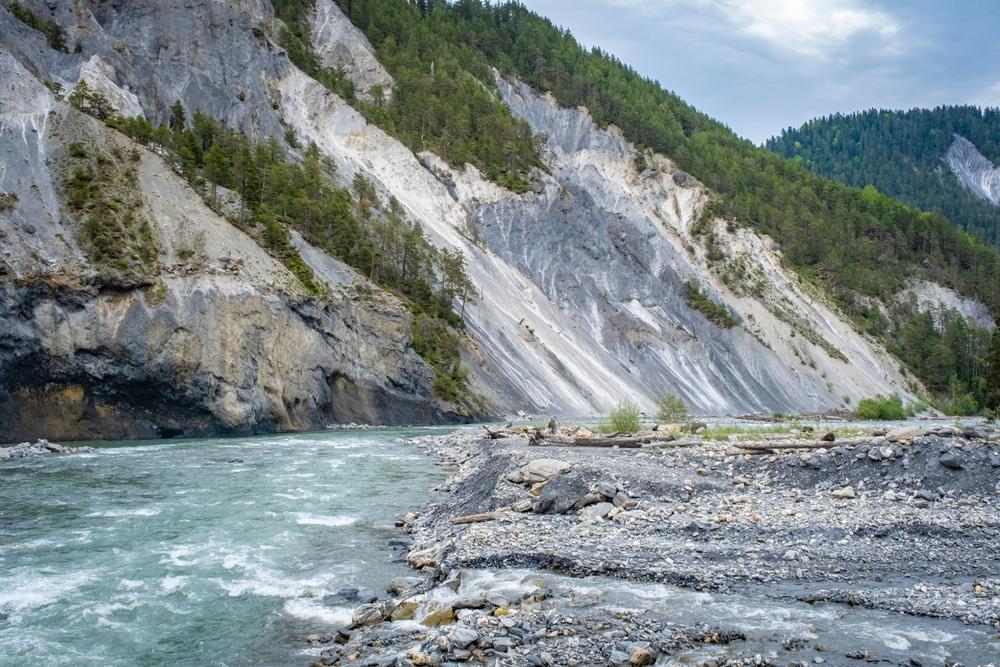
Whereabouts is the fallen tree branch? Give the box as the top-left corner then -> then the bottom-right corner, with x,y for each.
452,509 -> 507,525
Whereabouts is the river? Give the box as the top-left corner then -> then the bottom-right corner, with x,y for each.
0,428 -> 450,666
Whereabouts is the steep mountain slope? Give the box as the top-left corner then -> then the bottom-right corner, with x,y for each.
767,106 -> 1000,248
0,0 -> 992,440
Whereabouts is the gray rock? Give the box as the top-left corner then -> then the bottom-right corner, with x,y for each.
351,603 -> 386,628
522,459 -> 572,483
512,498 -> 533,512
939,451 -> 964,470
532,471 -> 591,514
387,577 -> 419,596
579,502 -> 615,521
672,170 -> 695,187
612,491 -> 637,510
886,426 -> 924,442
596,481 -> 618,499
356,590 -> 378,604
492,637 -> 514,652
451,596 -> 487,610
448,626 -> 479,649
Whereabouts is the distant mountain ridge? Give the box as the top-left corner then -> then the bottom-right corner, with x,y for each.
767,106 -> 1000,248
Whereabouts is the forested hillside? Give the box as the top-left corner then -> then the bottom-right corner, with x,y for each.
767,106 -> 1000,248
329,0 -> 1000,410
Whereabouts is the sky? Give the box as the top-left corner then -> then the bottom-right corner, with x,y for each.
519,0 -> 1000,144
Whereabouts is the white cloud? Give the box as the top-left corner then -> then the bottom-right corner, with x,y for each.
970,82 -> 1000,109
603,0 -> 903,59
711,0 -> 902,58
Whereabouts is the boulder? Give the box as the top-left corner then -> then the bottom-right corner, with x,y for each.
448,626 -> 479,649
532,471 -> 591,514
420,606 -> 455,627
596,481 -> 618,498
351,602 -> 387,628
886,426 -> 924,442
388,577 -> 419,596
612,491 -> 638,510
522,458 -> 572,483
672,170 -> 695,187
630,646 -> 655,666
938,451 -> 963,470
390,600 -> 419,621
832,486 -> 856,499
579,502 -> 614,521
407,547 -> 439,569
512,498 -> 533,512
451,596 -> 487,610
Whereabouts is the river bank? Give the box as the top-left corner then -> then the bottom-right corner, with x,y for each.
317,422 -> 1000,666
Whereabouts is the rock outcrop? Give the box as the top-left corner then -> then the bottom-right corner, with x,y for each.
309,0 -> 394,102
946,134 -> 1000,207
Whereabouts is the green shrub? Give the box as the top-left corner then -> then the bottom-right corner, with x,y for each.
855,395 -> 907,420
8,1 -> 68,53
682,279 -> 738,328
598,401 -> 641,434
655,394 -> 689,423
0,192 -> 17,212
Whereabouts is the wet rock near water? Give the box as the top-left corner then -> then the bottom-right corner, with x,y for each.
0,439 -> 95,461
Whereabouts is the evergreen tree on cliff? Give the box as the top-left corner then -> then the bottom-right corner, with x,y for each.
986,328 -> 1000,411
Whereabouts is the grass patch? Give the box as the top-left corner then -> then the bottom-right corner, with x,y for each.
683,279 -> 738,328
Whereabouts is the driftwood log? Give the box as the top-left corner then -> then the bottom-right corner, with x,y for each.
528,433 -> 676,448
482,426 -> 507,440
452,509 -> 506,525
733,436 -> 868,453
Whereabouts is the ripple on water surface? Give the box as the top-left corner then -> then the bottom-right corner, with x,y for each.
0,427 -> 451,667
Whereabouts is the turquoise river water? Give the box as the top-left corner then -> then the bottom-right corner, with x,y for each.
0,428 -> 450,667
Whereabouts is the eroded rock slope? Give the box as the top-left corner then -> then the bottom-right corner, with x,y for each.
0,0 -> 932,440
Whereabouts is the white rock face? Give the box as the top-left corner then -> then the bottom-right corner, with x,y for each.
946,135 -> 1000,206
906,280 -> 995,331
0,50 -> 79,277
78,55 -> 145,119
276,67 -> 914,415
310,0 -> 394,102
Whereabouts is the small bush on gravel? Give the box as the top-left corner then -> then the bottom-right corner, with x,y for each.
599,401 -> 641,434
856,394 -> 907,420
656,394 -> 689,423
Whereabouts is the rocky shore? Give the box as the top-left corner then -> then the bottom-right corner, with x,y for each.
0,439 -> 95,461
311,422 -> 1000,666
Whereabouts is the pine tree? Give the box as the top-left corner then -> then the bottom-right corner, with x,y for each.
985,328 -> 1000,411
169,100 -> 186,131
